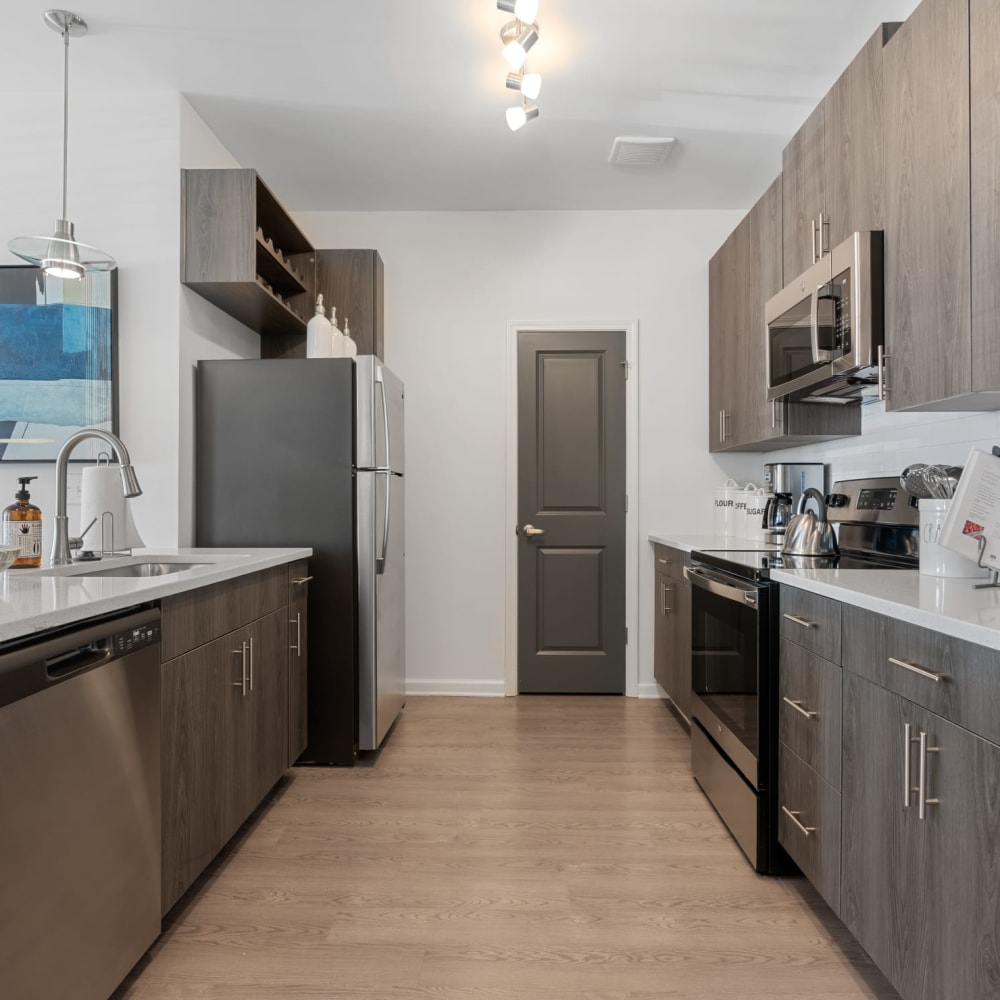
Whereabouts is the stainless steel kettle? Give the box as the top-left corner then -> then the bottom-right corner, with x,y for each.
781,487 -> 839,557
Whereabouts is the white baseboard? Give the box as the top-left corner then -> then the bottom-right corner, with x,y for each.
405,678 -> 507,697
636,681 -> 665,699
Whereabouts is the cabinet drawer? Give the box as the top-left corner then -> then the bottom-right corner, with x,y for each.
653,544 -> 688,578
236,565 -> 287,624
779,640 -> 843,790
842,604 -> 1000,745
778,743 -> 842,917
161,578 -> 240,660
287,559 -> 311,604
780,587 -> 842,663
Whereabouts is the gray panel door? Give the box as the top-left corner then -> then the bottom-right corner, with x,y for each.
517,331 -> 626,694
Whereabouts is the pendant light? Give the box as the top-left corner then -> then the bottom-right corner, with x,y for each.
7,10 -> 115,279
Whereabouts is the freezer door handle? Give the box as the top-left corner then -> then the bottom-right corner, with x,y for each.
376,469 -> 391,575
376,366 -> 391,473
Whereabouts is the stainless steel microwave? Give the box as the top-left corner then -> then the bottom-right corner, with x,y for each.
765,231 -> 884,404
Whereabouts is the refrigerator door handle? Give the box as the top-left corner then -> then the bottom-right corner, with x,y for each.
375,366 -> 391,472
376,469 -> 391,575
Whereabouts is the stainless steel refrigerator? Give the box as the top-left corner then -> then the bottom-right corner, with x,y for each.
195,356 -> 405,764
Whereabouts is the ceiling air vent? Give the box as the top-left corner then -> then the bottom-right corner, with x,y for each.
608,136 -> 676,167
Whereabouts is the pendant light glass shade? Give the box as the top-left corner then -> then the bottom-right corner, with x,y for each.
7,10 -> 115,279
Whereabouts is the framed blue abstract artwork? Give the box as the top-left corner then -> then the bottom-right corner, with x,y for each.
0,265 -> 118,462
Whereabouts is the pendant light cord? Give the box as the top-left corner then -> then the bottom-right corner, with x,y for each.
61,24 -> 70,221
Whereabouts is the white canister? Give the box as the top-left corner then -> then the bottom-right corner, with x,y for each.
743,486 -> 770,542
919,499 -> 988,578
731,483 -> 758,539
713,479 -> 741,536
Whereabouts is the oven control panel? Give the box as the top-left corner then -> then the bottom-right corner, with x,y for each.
855,487 -> 898,511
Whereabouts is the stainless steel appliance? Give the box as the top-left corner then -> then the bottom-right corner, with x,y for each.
766,231 -> 884,404
196,356 -> 405,764
687,476 -> 918,873
0,607 -> 161,1000
761,462 -> 825,537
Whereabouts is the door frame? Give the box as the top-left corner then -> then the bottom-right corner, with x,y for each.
504,320 -> 640,697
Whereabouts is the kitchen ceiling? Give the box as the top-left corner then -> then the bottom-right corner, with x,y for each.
4,0 -> 921,211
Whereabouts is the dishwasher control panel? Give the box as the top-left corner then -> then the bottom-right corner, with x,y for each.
113,621 -> 160,654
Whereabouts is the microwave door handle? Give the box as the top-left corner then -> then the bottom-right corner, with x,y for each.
809,285 -> 821,364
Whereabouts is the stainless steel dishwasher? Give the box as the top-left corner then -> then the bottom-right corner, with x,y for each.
0,606 -> 161,1000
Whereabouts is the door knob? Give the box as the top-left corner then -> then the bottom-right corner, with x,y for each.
523,524 -> 545,537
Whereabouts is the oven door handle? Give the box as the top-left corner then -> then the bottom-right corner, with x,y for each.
684,564 -> 761,606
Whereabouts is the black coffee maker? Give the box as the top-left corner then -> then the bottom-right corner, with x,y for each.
760,462 -> 826,537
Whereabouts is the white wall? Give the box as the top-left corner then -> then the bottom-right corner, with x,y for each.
294,209 -> 762,696
1,91 -> 183,552
177,100 -> 260,545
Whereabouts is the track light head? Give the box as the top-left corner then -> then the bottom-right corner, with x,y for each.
500,20 -> 538,70
505,102 -> 539,132
506,71 -> 541,100
497,0 -> 539,22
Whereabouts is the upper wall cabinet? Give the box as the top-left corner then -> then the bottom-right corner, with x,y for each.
783,24 -> 899,280
882,0 -> 1000,411
709,176 -> 860,453
181,169 -> 316,340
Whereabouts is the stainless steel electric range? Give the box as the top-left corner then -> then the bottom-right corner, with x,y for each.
685,476 -> 918,873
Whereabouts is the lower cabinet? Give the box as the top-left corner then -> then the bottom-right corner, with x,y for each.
652,545 -> 691,724
842,670 -> 1000,1000
160,567 -> 299,915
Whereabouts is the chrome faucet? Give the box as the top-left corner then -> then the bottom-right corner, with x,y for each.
51,428 -> 142,566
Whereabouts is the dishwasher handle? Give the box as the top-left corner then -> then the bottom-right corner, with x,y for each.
0,607 -> 160,709
46,642 -> 115,679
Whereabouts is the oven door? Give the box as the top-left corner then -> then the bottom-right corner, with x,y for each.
685,563 -> 768,788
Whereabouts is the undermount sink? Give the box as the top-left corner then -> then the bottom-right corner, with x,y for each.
76,561 -> 212,578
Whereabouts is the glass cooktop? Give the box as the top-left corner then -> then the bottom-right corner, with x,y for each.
693,547 -> 916,582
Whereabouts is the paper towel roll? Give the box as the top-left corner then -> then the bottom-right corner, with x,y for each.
80,464 -> 145,553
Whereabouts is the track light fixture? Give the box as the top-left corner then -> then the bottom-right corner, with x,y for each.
8,10 -> 115,279
497,1 -> 541,130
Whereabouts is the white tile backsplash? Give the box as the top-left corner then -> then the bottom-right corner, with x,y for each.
765,403 -> 1000,484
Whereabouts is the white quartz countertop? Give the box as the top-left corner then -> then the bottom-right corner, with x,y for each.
0,548 -> 312,645
648,532 -> 780,553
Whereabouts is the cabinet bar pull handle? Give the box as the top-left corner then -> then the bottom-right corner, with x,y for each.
233,642 -> 247,696
877,346 -> 888,401
783,613 -> 816,629
889,656 -> 947,683
918,730 -> 940,820
661,583 -> 673,614
719,409 -> 724,443
292,575 -> 314,585
290,612 -> 302,656
818,213 -> 828,256
781,805 -> 815,837
782,696 -> 817,720
903,722 -> 919,808
248,636 -> 255,693
811,218 -> 818,263
657,557 -> 670,566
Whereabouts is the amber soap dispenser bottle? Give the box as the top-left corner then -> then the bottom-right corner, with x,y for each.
3,476 -> 42,568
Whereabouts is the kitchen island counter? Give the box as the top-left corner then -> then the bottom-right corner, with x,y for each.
0,547 -> 311,645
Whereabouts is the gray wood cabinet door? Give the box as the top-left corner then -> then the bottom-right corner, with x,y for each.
843,670 -> 1000,1000
669,567 -> 692,723
825,25 -> 893,250
782,104 -> 826,280
970,0 -> 1000,392
884,0 -> 971,410
653,571 -> 671,694
708,239 -> 732,452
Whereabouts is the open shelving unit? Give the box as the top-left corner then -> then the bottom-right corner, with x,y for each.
181,169 -> 315,340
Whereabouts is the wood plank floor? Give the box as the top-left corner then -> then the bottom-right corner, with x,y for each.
117,696 -> 898,999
